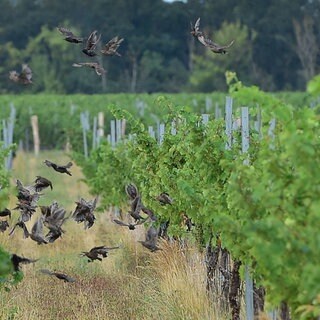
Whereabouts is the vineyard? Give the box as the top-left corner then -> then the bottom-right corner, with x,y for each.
1,80 -> 320,319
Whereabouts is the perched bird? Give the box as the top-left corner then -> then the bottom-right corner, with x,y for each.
57,27 -> 83,43
191,17 -> 234,54
44,160 -> 73,176
100,36 -> 124,56
125,183 -> 139,200
40,269 -> 76,283
33,176 -> 53,192
0,220 -> 9,232
113,218 -> 144,230
29,217 -> 48,245
156,192 -> 173,205
72,197 -> 98,229
9,221 -> 29,239
138,225 -> 161,252
11,254 -> 38,272
81,245 -> 120,262
9,64 -> 33,85
72,62 -> 106,76
82,30 -> 101,57
0,208 -> 11,218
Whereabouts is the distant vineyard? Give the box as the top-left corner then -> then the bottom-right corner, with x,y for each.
0,91 -> 311,154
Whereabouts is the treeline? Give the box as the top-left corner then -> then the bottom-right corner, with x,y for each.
0,0 -> 319,93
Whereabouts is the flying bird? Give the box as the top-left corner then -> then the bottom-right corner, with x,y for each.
11,254 -> 38,272
72,197 -> 98,229
44,160 -> 73,176
138,225 -> 161,252
57,27 -> 83,43
112,218 -> 144,230
156,192 -> 173,205
100,36 -> 124,56
72,62 -> 106,76
125,183 -> 139,200
82,30 -> 101,57
9,221 -> 29,239
191,17 -> 234,54
33,176 -> 53,192
29,217 -> 48,245
81,245 -> 120,262
9,64 -> 33,85
40,269 -> 76,283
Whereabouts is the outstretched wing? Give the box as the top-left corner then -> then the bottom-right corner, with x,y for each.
57,27 -> 74,37
85,30 -> 101,51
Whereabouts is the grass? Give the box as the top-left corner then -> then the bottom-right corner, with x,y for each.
0,150 -> 226,320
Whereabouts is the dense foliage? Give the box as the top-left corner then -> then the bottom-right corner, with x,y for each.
0,0 -> 319,93
77,84 -> 320,318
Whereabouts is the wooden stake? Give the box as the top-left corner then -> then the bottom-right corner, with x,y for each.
30,115 -> 40,156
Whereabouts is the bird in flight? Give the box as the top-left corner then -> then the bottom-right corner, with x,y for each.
72,62 -> 106,76
100,36 -> 124,56
40,269 -> 76,283
82,30 -> 101,57
81,245 -> 120,262
33,176 -> 53,192
57,27 -> 83,43
11,253 -> 38,271
191,17 -> 234,54
9,64 -> 33,84
44,160 -> 73,176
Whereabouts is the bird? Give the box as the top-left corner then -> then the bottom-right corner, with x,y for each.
129,196 -> 145,222
125,183 -> 139,200
72,197 -> 98,229
82,30 -> 101,57
44,160 -> 73,176
156,192 -> 173,205
113,218 -> 144,230
29,217 -> 48,245
141,206 -> 157,222
81,245 -> 120,262
40,269 -> 76,283
190,17 -> 234,54
11,254 -> 38,272
9,64 -> 33,84
0,208 -> 11,218
16,179 -> 41,206
72,62 -> 106,76
9,221 -> 29,239
57,27 -> 83,43
138,225 -> 162,252
0,220 -> 9,232
100,36 -> 124,56
33,176 -> 53,192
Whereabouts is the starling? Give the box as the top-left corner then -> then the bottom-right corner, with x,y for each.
11,254 -> 38,272
138,225 -> 162,252
156,192 -> 173,205
82,30 -> 101,57
72,197 -> 97,229
0,220 -> 9,232
9,221 -> 29,239
113,218 -> 144,230
0,208 -> 11,218
191,17 -> 234,54
9,64 -> 33,85
33,176 -> 53,192
72,62 -> 106,76
81,245 -> 120,262
57,27 -> 83,43
125,183 -> 139,200
29,217 -> 48,245
100,36 -> 124,56
44,160 -> 72,176
40,269 -> 76,283
129,196 -> 145,222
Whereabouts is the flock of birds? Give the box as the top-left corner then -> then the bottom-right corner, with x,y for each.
0,158 -> 177,283
8,17 -> 234,85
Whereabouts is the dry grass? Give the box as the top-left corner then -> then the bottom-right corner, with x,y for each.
0,151 -> 225,320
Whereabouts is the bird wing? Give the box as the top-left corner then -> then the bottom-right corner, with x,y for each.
85,30 -> 100,50
113,219 -> 130,227
146,226 -> 158,244
31,217 -> 44,236
125,183 -> 139,200
57,27 -> 74,37
60,161 -> 73,169
20,64 -> 32,81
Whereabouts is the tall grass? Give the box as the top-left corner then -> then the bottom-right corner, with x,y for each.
0,151 -> 225,320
